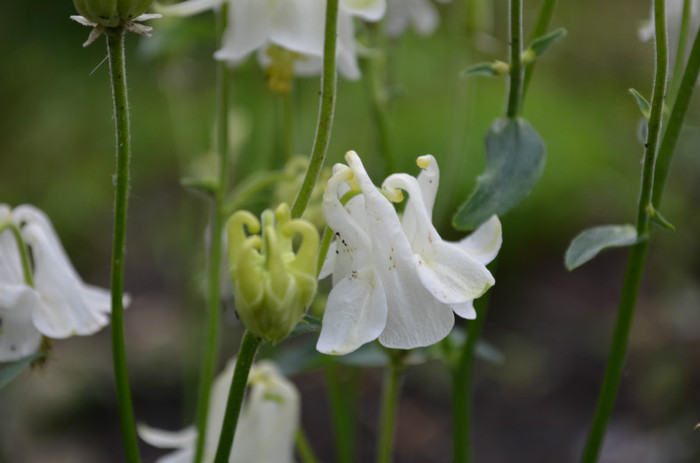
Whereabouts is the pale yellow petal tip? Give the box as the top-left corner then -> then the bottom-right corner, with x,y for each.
384,187 -> 404,203
694,423 -> 700,431
416,156 -> 431,169
344,150 -> 359,163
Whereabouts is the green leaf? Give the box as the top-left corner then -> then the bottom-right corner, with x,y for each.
453,118 -> 546,230
0,352 -> 45,389
629,88 -> 651,119
529,27 -> 568,57
287,315 -> 322,338
460,61 -> 507,78
180,177 -> 218,196
565,224 -> 641,270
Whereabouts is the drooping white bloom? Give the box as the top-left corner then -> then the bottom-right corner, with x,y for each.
0,205 -> 115,362
385,0 -> 451,38
139,359 -> 299,463
317,151 -> 500,355
156,0 -> 386,79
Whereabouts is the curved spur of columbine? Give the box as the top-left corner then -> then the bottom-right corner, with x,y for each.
0,204 -> 119,362
139,359 -> 299,463
316,151 -> 501,355
227,204 -> 319,344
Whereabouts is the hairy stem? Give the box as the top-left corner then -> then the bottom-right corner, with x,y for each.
291,0 -> 339,219
106,27 -> 140,463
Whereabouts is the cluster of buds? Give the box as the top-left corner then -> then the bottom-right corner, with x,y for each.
227,204 -> 319,343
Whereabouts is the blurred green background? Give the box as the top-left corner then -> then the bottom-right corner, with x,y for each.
1,0 -> 699,462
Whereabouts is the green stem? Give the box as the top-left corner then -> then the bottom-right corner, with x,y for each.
282,92 -> 294,162
506,0 -> 524,118
105,28 -> 140,463
0,222 -> 34,287
451,259 -> 498,463
325,363 -> 356,463
652,24 -> 700,208
290,0 -> 339,219
193,6 -> 231,463
522,0 -> 557,104
667,0 -> 692,107
213,330 -> 262,463
376,352 -> 405,463
362,23 -> 395,174
295,428 -> 320,463
579,2 -> 667,462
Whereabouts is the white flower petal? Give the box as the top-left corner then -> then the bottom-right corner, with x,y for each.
154,0 -> 222,17
383,173 -> 494,304
317,266 -> 387,355
454,215 -> 502,265
215,0 -> 271,63
269,0 -> 326,58
22,223 -> 109,338
0,284 -> 43,362
0,224 -> 24,285
341,0 -> 387,21
336,11 -> 362,80
386,0 -> 439,37
318,240 -> 337,280
318,168 -> 387,354
137,425 -> 197,449
346,152 -> 455,349
450,299 -> 476,320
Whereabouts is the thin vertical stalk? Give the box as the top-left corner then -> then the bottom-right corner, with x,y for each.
522,0 -> 558,103
579,1 -> 668,462
376,352 -> 405,463
193,5 -> 230,463
213,330 -> 262,463
667,0 -> 692,106
653,24 -> 700,208
105,28 -> 141,463
296,428 -> 320,463
325,363 -> 357,463
451,259 -> 497,463
506,0 -> 524,118
291,0 -> 339,219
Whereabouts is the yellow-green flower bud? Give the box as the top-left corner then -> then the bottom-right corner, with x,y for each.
227,204 -> 319,343
73,0 -> 153,27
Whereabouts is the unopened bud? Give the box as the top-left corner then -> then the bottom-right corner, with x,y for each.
72,0 -> 153,27
227,204 -> 319,343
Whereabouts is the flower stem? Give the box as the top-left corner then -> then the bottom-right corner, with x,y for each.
579,1 -> 668,462
362,22 -> 395,175
290,0 -> 339,219
193,6 -> 231,463
295,427 -> 320,463
451,259 -> 497,463
0,222 -> 34,287
325,363 -> 357,463
506,0 -> 524,118
667,0 -> 692,107
376,351 -> 405,463
653,23 -> 700,208
521,0 -> 558,104
213,330 -> 262,463
105,27 -> 141,463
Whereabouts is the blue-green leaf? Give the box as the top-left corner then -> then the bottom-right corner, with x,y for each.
460,61 -> 508,78
565,224 -> 641,270
529,28 -> 568,57
453,118 -> 547,230
287,315 -> 322,338
0,352 -> 45,389
629,88 -> 651,119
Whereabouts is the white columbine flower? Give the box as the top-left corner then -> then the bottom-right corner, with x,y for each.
139,359 -> 299,463
156,0 -> 386,80
385,0 -> 451,38
0,205 -> 115,362
316,151 -> 500,355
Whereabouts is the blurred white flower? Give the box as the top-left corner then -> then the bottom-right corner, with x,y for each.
316,151 -> 499,355
156,0 -> 386,79
139,359 -> 299,463
0,205 -> 115,362
385,0 -> 450,38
